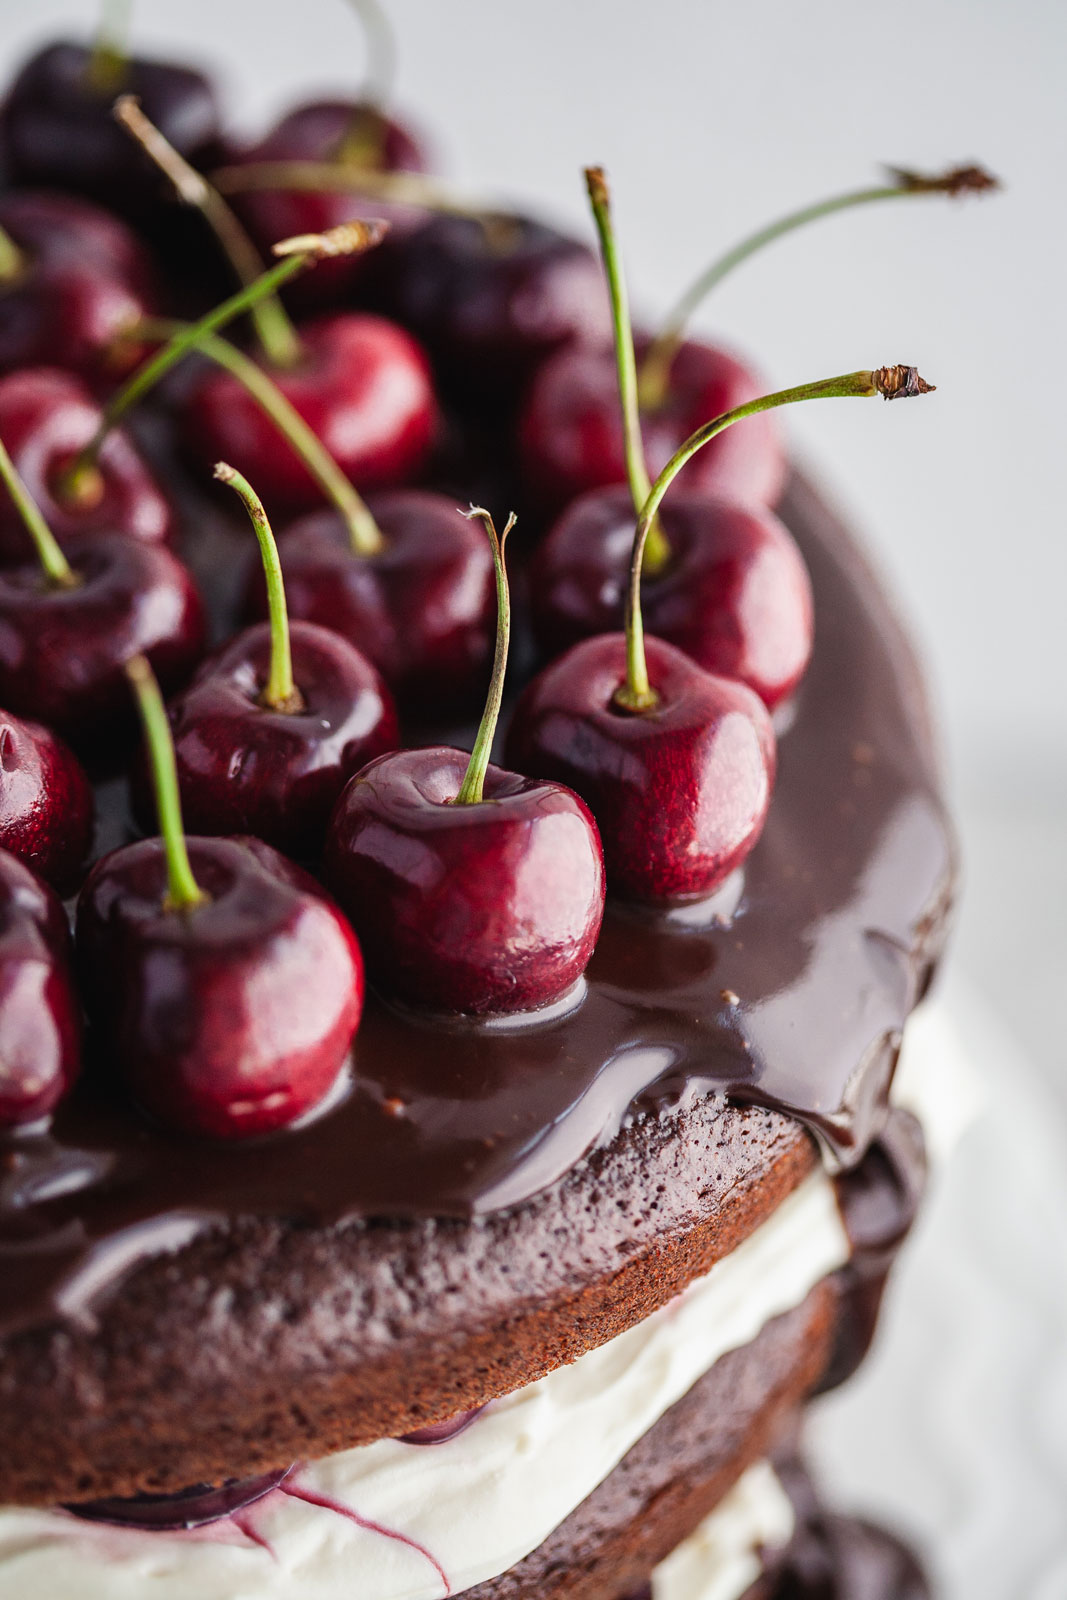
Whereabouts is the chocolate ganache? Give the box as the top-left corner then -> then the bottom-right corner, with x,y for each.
0,470 -> 953,1342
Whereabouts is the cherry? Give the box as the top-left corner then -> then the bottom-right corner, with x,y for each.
518,162 -> 995,518
67,1468 -> 293,1531
509,633 -> 775,903
520,333 -> 784,516
214,0 -> 430,308
224,100 -> 431,309
0,848 -> 81,1127
0,427 -> 204,745
528,173 -> 812,709
0,191 -> 157,386
184,311 -> 438,510
110,95 -> 437,509
0,709 -> 94,891
0,368 -> 174,562
371,212 -> 612,406
245,490 -> 495,713
325,508 -> 604,1015
509,363 -> 935,901
530,485 -> 813,709
77,656 -> 364,1140
137,464 -> 398,856
0,41 -> 222,225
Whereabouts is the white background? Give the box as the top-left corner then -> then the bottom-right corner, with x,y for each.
0,4 -> 1064,1579
1,2 -> 1062,1105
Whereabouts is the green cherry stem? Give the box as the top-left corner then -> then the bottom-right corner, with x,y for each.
134,317 -> 383,555
584,167 -> 669,573
126,654 -> 206,912
334,0 -> 396,164
454,506 -> 517,806
0,224 -> 25,284
87,0 -> 132,94
638,164 -> 997,410
617,365 -> 936,711
62,222 -> 384,495
212,158 -> 501,229
114,94 -> 303,371
0,433 -> 77,589
214,463 -> 303,712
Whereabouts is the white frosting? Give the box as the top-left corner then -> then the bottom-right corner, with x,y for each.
0,1173 -> 847,1600
652,1460 -> 795,1600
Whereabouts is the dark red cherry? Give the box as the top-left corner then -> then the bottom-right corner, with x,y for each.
1,42 -> 222,224
0,532 -> 204,744
400,1405 -> 487,1445
0,368 -> 174,562
76,834 -> 363,1139
530,484 -> 814,709
135,620 -> 398,856
506,634 -> 775,904
244,492 -> 495,711
0,849 -> 80,1127
0,191 -> 156,386
371,213 -> 612,405
227,99 -> 431,309
67,1468 -> 293,1531
183,313 -> 438,511
0,709 -> 93,890
519,336 -> 786,515
325,747 -> 604,1015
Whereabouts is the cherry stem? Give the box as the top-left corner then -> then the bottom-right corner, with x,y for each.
87,0 -> 132,94
114,95 -> 303,371
335,0 -> 396,163
63,223 -> 383,493
638,164 -> 997,410
134,317 -> 384,555
212,159 -> 502,229
454,507 -> 517,806
0,224 -> 25,284
584,168 -> 670,574
125,654 -> 206,913
617,365 -> 936,711
0,433 -> 77,589
214,463 -> 302,713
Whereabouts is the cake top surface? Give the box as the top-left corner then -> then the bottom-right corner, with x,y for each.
0,470 -> 954,1339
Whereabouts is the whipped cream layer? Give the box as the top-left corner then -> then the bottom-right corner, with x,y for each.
653,1460 -> 795,1600
0,1171 -> 847,1600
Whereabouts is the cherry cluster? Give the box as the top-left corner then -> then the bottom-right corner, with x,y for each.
0,13 -> 993,1142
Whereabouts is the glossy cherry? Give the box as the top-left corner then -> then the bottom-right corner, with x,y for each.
0,368 -> 174,562
78,832 -> 363,1139
509,361 -> 936,901
530,484 -> 814,709
78,657 -> 364,1140
519,334 -> 786,515
226,99 -> 431,308
525,167 -> 811,711
138,465 -> 398,855
371,213 -> 612,405
325,509 -> 605,1015
0,848 -> 81,1127
0,191 -> 156,387
0,709 -> 94,890
244,491 -> 495,711
507,633 -> 775,903
0,41 -> 222,223
184,313 -> 438,511
0,531 -> 204,745
67,1468 -> 293,1532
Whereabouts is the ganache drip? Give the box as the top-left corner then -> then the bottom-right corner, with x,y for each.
0,473 -> 955,1338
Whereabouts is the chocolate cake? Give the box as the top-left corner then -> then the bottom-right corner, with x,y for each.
0,18 -> 970,1598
